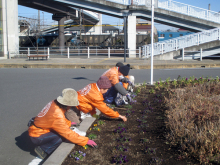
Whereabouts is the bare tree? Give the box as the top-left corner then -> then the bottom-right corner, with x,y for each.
19,15 -> 44,55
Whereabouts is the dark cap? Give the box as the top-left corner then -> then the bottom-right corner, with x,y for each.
119,65 -> 130,76
116,62 -> 124,67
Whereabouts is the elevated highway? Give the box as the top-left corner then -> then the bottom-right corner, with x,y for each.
52,0 -> 220,32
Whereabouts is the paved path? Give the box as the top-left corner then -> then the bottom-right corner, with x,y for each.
1,57 -> 220,69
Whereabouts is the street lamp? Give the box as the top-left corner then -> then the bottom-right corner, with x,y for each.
122,10 -> 129,62
42,12 -> 44,30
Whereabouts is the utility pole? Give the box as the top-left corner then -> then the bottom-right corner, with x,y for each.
122,10 -> 129,62
42,12 -> 44,30
124,16 -> 127,62
38,10 -> 40,31
79,10 -> 82,40
37,10 -> 40,55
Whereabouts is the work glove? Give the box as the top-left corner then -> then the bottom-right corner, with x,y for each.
87,140 -> 98,148
126,93 -> 133,103
128,81 -> 135,88
71,122 -> 80,128
71,122 -> 77,126
120,77 -> 129,83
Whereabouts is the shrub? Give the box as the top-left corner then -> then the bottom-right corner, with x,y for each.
165,81 -> 220,163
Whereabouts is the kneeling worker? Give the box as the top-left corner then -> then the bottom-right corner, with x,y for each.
77,76 -> 127,122
28,88 -> 97,160
101,63 -> 134,105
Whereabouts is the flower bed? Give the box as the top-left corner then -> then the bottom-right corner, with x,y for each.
62,76 -> 220,165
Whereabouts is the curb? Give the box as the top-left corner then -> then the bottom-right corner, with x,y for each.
1,63 -> 220,69
44,110 -> 100,165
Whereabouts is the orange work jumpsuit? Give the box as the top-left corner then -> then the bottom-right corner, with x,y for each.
28,100 -> 89,146
102,66 -> 121,85
77,83 -> 119,118
102,66 -> 128,89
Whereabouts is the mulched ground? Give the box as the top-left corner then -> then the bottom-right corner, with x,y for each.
62,85 -> 198,165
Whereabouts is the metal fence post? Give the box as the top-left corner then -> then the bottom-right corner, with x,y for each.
200,48 -> 202,61
108,47 -> 110,58
47,47 -> 50,59
28,47 -> 30,56
139,47 -> 141,58
182,48 -> 184,61
175,40 -> 177,51
67,47 -> 69,58
146,46 -> 148,58
88,47 -> 90,58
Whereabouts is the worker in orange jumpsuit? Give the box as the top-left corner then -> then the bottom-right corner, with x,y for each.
101,63 -> 134,105
28,88 -> 97,160
77,76 -> 127,122
116,62 -> 135,92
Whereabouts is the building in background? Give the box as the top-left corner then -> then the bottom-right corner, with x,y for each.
19,20 -> 30,36
102,24 -> 119,34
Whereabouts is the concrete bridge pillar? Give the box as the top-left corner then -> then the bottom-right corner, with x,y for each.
52,14 -> 70,48
58,17 -> 65,48
3,0 -> 19,58
128,15 -> 136,58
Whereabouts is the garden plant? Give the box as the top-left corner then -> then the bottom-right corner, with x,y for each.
62,75 -> 220,164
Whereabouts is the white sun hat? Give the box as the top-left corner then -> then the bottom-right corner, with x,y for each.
57,88 -> 79,106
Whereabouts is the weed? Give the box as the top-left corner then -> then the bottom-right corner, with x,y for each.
97,120 -> 105,125
88,134 -> 97,140
149,88 -> 155,94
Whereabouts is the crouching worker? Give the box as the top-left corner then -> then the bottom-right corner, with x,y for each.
77,76 -> 127,122
101,63 -> 134,106
116,62 -> 135,92
28,88 -> 97,160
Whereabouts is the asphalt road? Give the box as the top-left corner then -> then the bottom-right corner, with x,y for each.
0,68 -> 220,165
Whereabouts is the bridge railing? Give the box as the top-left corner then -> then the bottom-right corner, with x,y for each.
106,0 -> 146,5
106,0 -> 220,23
158,0 -> 220,23
142,27 -> 220,58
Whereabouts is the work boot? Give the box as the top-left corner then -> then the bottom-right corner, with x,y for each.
34,146 -> 47,159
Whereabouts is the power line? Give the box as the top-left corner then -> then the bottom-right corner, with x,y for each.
18,16 -> 38,20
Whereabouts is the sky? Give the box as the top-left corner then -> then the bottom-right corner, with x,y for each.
18,0 -> 220,31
